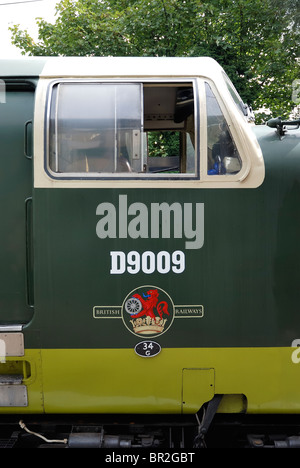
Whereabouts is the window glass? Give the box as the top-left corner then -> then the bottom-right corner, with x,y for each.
205,82 -> 242,175
223,74 -> 245,115
49,83 -> 142,174
48,82 -> 196,178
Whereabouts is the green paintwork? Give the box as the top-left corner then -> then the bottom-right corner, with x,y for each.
0,59 -> 300,418
29,132 -> 300,349
0,83 -> 35,324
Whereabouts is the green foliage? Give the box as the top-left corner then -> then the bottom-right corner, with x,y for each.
10,0 -> 300,121
148,131 -> 180,158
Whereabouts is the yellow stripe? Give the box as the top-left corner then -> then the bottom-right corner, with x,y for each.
1,347 -> 299,414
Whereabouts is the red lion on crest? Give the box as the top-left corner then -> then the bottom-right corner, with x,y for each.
131,289 -> 169,319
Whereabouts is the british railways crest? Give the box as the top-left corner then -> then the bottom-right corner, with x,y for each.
122,286 -> 174,337
93,285 -> 204,339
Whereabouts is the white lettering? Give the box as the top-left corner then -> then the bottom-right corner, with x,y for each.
110,250 -> 185,274
291,339 -> 300,364
96,195 -> 204,250
157,251 -> 170,274
172,250 -> 185,273
96,203 -> 116,238
149,453 -> 195,463
118,194 -> 127,238
110,251 -> 125,274
142,251 -> 155,274
127,251 -> 140,274
151,202 -> 182,239
184,202 -> 204,249
128,202 -> 148,238
105,453 -> 139,465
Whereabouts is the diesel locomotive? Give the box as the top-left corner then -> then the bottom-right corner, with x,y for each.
0,56 -> 299,448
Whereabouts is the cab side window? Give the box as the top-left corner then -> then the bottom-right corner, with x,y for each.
48,81 -> 196,179
49,83 -> 142,174
144,85 -> 195,175
206,82 -> 242,175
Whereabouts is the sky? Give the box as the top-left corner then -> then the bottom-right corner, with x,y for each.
0,0 -> 57,57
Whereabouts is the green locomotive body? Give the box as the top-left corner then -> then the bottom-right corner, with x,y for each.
0,57 -> 299,447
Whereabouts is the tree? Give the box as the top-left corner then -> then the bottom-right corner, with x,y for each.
10,0 -> 299,120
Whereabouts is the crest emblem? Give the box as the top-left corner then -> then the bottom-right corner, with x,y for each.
122,286 -> 174,337
93,286 -> 204,342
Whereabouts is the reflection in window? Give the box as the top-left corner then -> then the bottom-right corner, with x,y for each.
48,82 -> 196,178
206,82 -> 242,175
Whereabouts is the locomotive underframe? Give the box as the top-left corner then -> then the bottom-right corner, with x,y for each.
1,412 -> 300,448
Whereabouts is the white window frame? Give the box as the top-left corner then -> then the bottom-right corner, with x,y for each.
33,74 -> 264,189
45,78 -> 200,181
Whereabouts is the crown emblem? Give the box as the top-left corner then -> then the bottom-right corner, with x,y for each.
130,316 -> 168,335
122,286 -> 174,337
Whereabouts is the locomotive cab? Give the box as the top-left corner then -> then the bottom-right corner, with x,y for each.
0,57 -> 300,449
34,57 -> 264,189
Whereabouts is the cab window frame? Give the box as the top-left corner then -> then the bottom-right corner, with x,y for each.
200,78 -> 247,182
45,78 -> 200,181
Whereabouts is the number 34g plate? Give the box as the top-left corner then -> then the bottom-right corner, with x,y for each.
134,341 -> 161,358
